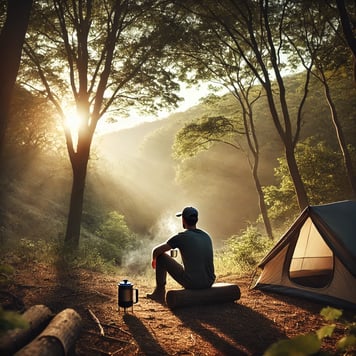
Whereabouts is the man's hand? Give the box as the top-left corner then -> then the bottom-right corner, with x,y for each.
151,242 -> 171,269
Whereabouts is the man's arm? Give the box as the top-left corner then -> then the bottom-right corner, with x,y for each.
152,242 -> 171,259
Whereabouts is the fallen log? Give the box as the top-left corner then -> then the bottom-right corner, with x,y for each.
15,308 -> 82,356
166,282 -> 241,309
0,304 -> 53,355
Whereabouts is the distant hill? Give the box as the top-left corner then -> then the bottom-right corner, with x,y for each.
1,72 -> 355,247
95,105 -> 278,245
95,73 -> 356,244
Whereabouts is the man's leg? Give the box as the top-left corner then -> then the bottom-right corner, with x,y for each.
157,253 -> 186,287
147,254 -> 185,303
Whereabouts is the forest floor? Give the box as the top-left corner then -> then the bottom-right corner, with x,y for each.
2,261 -> 356,356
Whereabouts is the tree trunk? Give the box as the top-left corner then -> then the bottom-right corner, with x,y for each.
285,143 -> 309,210
64,142 -> 90,248
15,308 -> 82,356
0,0 -> 33,156
323,81 -> 356,198
252,161 -> 273,239
336,0 -> 356,84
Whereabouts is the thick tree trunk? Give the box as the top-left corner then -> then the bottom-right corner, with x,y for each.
0,305 -> 53,355
285,142 -> 309,210
64,149 -> 89,248
0,0 -> 33,155
336,0 -> 356,84
15,308 -> 82,356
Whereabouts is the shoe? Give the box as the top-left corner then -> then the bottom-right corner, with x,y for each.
146,288 -> 166,304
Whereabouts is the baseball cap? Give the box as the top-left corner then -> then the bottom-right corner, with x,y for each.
176,206 -> 198,218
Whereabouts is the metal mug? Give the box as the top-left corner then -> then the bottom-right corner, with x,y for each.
118,279 -> 138,312
170,249 -> 178,258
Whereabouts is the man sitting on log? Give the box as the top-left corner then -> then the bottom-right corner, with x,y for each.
147,206 -> 216,304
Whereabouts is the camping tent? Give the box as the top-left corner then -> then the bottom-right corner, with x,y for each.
253,200 -> 356,309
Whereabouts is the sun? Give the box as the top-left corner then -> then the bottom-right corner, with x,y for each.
63,106 -> 81,146
64,109 -> 80,133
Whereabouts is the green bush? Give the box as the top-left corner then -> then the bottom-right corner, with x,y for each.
263,138 -> 354,226
94,211 -> 141,265
215,225 -> 273,276
0,238 -> 60,265
0,211 -> 143,272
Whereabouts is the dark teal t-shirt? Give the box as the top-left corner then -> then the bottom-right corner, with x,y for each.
167,228 -> 215,289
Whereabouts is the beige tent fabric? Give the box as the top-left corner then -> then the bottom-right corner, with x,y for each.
255,212 -> 356,308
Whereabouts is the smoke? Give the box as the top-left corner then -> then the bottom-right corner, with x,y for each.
121,211 -> 182,273
94,119 -> 264,247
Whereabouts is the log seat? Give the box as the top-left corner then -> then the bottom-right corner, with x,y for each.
166,282 -> 240,309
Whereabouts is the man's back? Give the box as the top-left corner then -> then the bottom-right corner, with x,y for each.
168,229 -> 215,289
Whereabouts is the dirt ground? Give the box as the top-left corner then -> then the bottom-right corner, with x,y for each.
2,261 -> 355,356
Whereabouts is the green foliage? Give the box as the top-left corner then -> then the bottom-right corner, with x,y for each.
94,211 -> 141,265
0,210 -> 142,273
0,238 -> 61,266
0,307 -> 29,337
0,264 -> 14,286
264,307 -> 356,356
13,238 -> 60,265
263,138 -> 353,225
0,265 -> 29,336
173,115 -> 242,160
61,239 -> 109,272
320,307 -> 342,322
264,333 -> 321,356
215,225 -> 273,276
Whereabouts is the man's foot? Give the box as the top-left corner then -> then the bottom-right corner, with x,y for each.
146,288 -> 166,304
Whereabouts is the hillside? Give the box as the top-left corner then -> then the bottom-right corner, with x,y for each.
1,73 -> 356,247
95,106 -> 277,245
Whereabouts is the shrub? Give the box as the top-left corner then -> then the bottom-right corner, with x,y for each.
215,225 -> 273,276
94,211 -> 141,265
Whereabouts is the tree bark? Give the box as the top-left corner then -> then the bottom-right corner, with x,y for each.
64,140 -> 90,248
284,142 -> 309,210
14,308 -> 82,356
335,0 -> 356,84
323,81 -> 356,198
0,0 -> 33,156
252,160 -> 273,239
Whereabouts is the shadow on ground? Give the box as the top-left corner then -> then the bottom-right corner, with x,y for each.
123,313 -> 169,356
172,302 -> 286,355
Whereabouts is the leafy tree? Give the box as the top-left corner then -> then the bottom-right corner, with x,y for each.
286,0 -> 356,198
0,0 -> 33,159
173,88 -> 274,239
173,0 -> 310,210
4,86 -> 63,155
21,0 -> 183,248
263,138 -> 352,225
